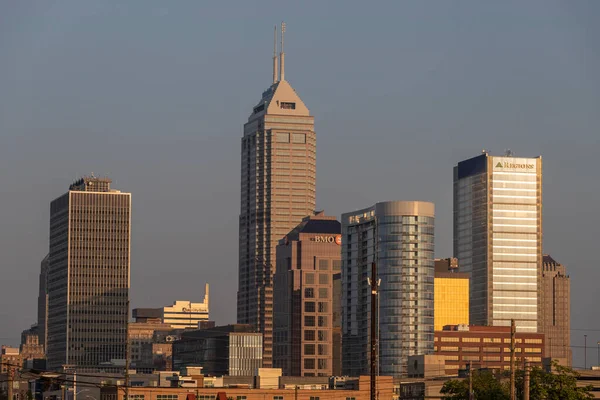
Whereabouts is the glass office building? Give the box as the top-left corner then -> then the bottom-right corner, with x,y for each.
341,201 -> 435,379
453,153 -> 542,332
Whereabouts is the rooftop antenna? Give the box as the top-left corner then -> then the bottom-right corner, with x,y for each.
279,21 -> 286,81
504,149 -> 514,157
272,25 -> 278,84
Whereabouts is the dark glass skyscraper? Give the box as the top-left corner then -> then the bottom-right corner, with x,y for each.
47,176 -> 131,371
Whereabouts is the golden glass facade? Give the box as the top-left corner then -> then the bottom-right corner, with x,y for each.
434,275 -> 469,331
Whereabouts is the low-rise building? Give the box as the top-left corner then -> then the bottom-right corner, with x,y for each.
100,376 -> 394,400
435,325 -> 545,374
172,325 -> 263,376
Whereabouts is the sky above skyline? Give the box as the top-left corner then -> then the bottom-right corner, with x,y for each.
1,1 -> 599,369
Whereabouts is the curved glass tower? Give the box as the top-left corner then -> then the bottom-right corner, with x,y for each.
341,201 -> 435,378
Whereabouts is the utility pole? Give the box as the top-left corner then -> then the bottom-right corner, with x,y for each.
523,359 -> 530,400
125,299 -> 130,400
510,319 -> 516,400
468,362 -> 474,400
7,364 -> 14,400
368,261 -> 380,400
584,335 -> 588,369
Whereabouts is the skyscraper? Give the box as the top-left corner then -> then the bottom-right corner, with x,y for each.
238,23 -> 316,367
540,254 -> 571,365
453,152 -> 542,332
342,201 -> 435,379
37,254 -> 49,348
273,212 -> 341,376
47,176 -> 131,371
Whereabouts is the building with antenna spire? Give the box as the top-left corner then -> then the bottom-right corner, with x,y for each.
237,23 -> 316,368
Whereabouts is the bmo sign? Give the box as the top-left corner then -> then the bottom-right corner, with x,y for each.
311,235 -> 342,245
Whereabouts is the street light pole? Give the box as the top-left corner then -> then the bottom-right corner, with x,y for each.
585,335 -> 588,369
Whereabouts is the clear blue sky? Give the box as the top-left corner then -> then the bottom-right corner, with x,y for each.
1,1 -> 599,369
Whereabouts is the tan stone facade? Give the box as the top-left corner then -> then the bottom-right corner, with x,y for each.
539,255 -> 571,365
273,212 -> 342,376
238,30 -> 316,368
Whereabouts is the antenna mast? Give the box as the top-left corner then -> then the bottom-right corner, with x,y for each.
272,25 -> 278,84
279,21 -> 286,81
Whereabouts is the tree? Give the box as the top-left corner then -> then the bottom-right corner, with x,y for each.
515,361 -> 593,400
440,369 -> 509,400
441,362 -> 594,400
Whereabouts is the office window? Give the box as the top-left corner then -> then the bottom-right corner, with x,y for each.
305,288 -> 314,298
319,274 -> 329,284
304,330 -> 315,341
318,316 -> 328,327
276,133 -> 290,143
157,396 -> 178,400
319,259 -> 329,270
273,396 -> 284,400
318,302 -> 328,312
318,288 -> 328,298
441,337 -> 459,342
304,358 -> 315,369
304,344 -> 315,355
305,316 -> 315,327
292,133 -> 306,143
305,302 -> 315,313
305,273 -> 315,284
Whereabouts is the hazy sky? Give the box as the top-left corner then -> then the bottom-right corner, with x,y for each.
1,1 -> 598,369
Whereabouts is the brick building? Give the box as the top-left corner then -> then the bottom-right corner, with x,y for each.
435,325 -> 545,374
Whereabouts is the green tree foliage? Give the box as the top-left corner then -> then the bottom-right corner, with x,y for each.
441,362 -> 593,400
515,362 -> 593,400
440,369 -> 509,400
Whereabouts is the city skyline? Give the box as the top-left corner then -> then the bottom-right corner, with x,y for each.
1,1 -> 599,370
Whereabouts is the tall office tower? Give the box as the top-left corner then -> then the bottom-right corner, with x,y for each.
454,152 -> 542,332
37,254 -> 49,348
47,176 -> 131,372
434,258 -> 469,331
540,254 -> 571,365
342,201 -> 435,379
238,23 -> 316,367
273,212 -> 341,376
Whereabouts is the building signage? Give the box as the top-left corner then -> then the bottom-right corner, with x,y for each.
182,308 -> 204,313
492,157 -> 537,172
311,235 -> 342,245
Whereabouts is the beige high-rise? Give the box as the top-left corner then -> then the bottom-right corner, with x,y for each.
540,254 -> 571,365
238,24 -> 316,367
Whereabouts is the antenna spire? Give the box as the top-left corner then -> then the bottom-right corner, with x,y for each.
272,25 -> 278,84
279,21 -> 286,81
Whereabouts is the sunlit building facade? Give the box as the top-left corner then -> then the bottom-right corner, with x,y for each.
453,153 -> 542,332
434,259 -> 469,331
238,25 -> 316,367
342,201 -> 435,379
